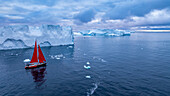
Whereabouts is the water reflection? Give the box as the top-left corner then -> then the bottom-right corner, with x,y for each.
26,66 -> 47,88
31,66 -> 47,82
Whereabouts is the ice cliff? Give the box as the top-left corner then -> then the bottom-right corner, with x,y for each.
0,25 -> 74,50
74,29 -> 132,37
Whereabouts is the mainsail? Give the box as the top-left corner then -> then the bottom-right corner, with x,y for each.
30,40 -> 38,63
38,45 -> 46,63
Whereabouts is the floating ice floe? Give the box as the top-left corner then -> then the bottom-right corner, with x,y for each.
86,62 -> 90,65
23,59 -> 30,63
84,65 -> 91,69
49,54 -> 65,60
67,46 -> 73,49
11,53 -> 18,56
85,76 -> 91,78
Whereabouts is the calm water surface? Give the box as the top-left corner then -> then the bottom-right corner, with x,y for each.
0,33 -> 170,96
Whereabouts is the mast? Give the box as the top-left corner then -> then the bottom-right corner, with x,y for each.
38,45 -> 46,63
30,40 -> 38,63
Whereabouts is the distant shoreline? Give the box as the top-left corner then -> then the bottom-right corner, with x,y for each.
135,30 -> 170,33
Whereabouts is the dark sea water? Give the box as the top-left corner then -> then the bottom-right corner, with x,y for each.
0,33 -> 170,96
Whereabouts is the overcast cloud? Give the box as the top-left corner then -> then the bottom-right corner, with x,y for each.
0,0 -> 170,31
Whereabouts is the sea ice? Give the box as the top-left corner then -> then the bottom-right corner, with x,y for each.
49,54 -> 64,60
67,46 -> 73,49
23,59 -> 31,63
86,62 -> 90,65
84,65 -> 91,69
85,76 -> 91,78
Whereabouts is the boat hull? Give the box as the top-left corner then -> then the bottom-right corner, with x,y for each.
38,63 -> 47,67
25,63 -> 47,69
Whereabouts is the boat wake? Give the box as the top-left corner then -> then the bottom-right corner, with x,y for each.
87,83 -> 99,96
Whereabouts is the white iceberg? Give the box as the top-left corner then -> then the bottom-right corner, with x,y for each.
73,32 -> 82,36
84,65 -> 91,69
0,25 -> 74,50
23,59 -> 31,63
85,76 -> 91,78
86,62 -> 90,65
77,29 -> 132,37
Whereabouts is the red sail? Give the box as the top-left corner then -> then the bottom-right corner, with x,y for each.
38,45 -> 46,63
30,40 -> 38,63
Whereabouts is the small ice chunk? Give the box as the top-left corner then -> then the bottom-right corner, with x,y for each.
86,62 -> 90,65
84,65 -> 91,69
68,46 -> 73,48
141,48 -> 143,50
101,59 -> 107,62
49,55 -> 54,59
50,54 -> 64,59
23,59 -> 30,63
56,54 -> 63,58
85,76 -> 91,78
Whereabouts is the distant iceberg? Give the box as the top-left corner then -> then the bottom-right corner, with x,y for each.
0,25 -> 74,50
75,29 -> 132,37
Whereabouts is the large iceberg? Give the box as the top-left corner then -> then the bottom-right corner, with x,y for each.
75,29 -> 132,37
0,25 -> 74,50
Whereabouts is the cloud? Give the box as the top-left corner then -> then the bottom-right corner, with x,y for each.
0,0 -> 170,30
3,15 -> 24,19
129,8 -> 170,26
71,8 -> 170,31
103,0 -> 170,20
73,9 -> 96,24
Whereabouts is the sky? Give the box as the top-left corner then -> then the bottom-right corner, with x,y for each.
0,0 -> 170,31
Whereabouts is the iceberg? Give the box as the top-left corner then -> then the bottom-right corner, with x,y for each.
85,76 -> 91,78
77,29 -> 132,37
23,59 -> 31,63
86,62 -> 90,65
73,32 -> 82,36
84,65 -> 91,69
0,25 -> 74,50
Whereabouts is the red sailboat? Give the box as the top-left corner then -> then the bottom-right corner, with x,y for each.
25,40 -> 47,69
